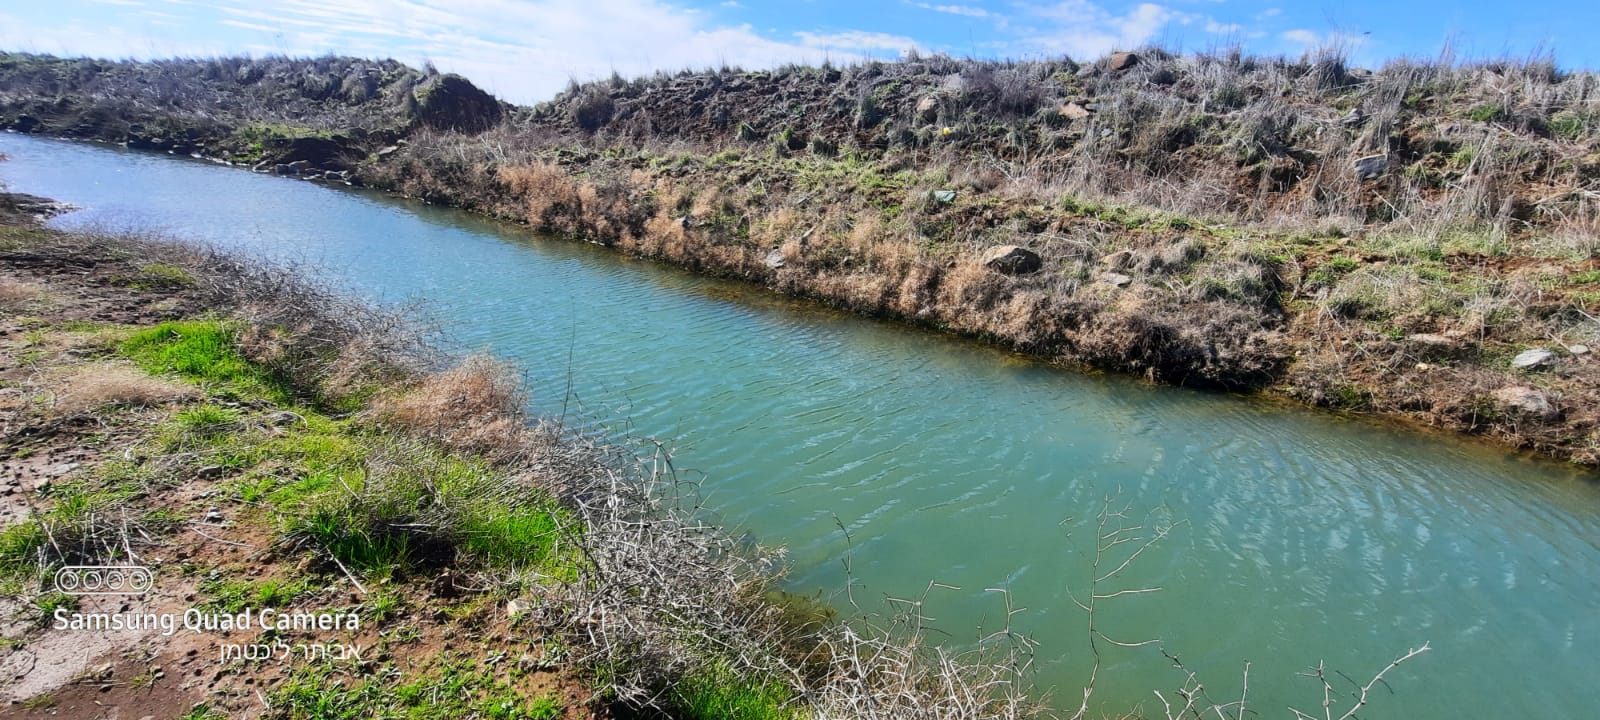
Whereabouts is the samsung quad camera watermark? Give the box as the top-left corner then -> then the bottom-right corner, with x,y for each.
52,565 -> 155,595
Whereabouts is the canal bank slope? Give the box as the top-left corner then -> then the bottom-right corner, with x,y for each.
0,199 -> 1038,718
1,51 -> 1597,467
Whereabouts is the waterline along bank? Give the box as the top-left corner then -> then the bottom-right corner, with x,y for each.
4,134 -> 1599,719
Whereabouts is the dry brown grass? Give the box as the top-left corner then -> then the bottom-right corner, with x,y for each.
50,362 -> 198,416
374,354 -> 532,461
0,277 -> 43,308
499,162 -> 584,233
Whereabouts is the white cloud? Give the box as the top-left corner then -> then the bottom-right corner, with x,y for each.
1282,28 -> 1368,50
1282,29 -> 1317,45
794,30 -> 924,55
0,0 -> 880,103
908,2 -> 991,18
1021,1 -> 1191,58
1204,20 -> 1242,35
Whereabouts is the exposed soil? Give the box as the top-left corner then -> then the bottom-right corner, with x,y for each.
0,232 -> 596,718
1,51 -> 1597,466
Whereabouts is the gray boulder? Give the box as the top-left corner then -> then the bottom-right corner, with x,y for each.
1492,386 -> 1557,420
1512,348 -> 1557,370
1059,103 -> 1092,121
980,245 -> 1042,275
1107,52 -> 1140,72
763,249 -> 786,269
1100,272 -> 1134,288
1353,154 -> 1388,180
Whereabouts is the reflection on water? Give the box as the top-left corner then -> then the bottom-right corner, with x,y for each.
4,134 -> 1598,718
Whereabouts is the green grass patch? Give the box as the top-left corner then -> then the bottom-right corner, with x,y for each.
674,661 -> 803,720
280,441 -> 582,582
121,320 -> 292,402
110,262 -> 194,291
1570,269 -> 1600,285
272,656 -> 563,720
0,520 -> 48,576
1467,104 -> 1505,122
201,577 -> 313,613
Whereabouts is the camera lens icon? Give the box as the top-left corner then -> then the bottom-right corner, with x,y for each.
52,566 -> 153,595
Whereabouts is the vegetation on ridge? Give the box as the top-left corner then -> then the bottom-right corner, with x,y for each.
0,47 -> 1596,468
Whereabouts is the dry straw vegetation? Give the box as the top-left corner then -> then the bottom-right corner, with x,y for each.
0,220 -> 1431,719
0,45 -> 1481,711
4,46 -> 1599,463
0,212 -> 1091,717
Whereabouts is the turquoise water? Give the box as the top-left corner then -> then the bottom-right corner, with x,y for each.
5,133 -> 1599,718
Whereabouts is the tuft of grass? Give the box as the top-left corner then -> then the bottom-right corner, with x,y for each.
272,656 -> 563,720
121,320 -> 291,402
111,262 -> 194,291
181,704 -> 230,720
201,577 -> 312,613
52,363 -> 198,415
674,661 -> 802,720
1467,104 -> 1505,122
282,440 -> 581,581
0,521 -> 48,576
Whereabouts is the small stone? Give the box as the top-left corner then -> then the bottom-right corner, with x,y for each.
1512,347 -> 1557,370
979,245 -> 1043,275
506,598 -> 530,619
1100,272 -> 1134,288
1340,107 -> 1366,127
763,249 -> 785,269
376,145 -> 400,157
1106,51 -> 1140,71
204,508 -> 223,523
1353,154 -> 1388,180
931,189 -> 957,203
1493,386 -> 1557,420
1058,102 -> 1091,120
1099,250 -> 1133,268
1569,344 -> 1590,355
1407,333 -> 1453,346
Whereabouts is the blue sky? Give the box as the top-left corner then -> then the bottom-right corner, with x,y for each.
1,1 -> 1595,103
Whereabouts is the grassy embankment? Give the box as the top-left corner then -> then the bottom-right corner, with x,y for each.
0,195 -> 1041,718
0,49 -> 1596,464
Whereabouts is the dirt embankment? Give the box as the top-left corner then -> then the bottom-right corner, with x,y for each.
0,206 -> 1046,719
2,50 -> 1598,466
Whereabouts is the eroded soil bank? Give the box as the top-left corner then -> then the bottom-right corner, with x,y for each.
3,51 -> 1596,466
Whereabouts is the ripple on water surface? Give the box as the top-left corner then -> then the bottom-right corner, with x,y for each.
4,134 -> 1600,719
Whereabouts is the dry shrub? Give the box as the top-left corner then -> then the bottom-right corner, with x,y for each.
894,262 -> 941,316
0,277 -> 42,308
375,355 -> 531,461
938,261 -> 1007,314
645,210 -> 706,266
52,363 -> 197,415
755,207 -> 802,250
499,162 -> 584,232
